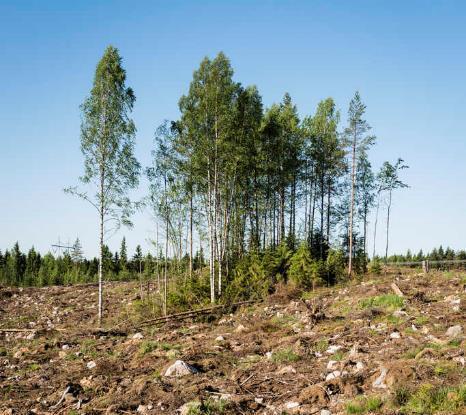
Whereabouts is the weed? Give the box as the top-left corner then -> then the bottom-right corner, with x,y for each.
359,294 -> 404,311
414,315 -> 429,325
138,340 -> 157,356
401,383 -> 466,414
312,339 -> 329,354
187,398 -> 228,415
392,384 -> 412,406
346,395 -> 383,414
433,361 -> 457,376
333,351 -> 346,361
272,347 -> 300,363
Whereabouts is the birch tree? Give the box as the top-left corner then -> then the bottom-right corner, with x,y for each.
65,46 -> 140,324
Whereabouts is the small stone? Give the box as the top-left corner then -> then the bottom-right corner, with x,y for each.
285,401 -> 300,409
132,332 -> 144,340
372,366 -> 388,389
266,351 -> 273,359
86,361 -> 96,369
393,310 -> 408,318
355,361 -> 364,371
446,325 -> 463,338
321,410 -> 331,415
326,345 -> 342,354
164,360 -> 198,377
254,397 -> 264,404
327,360 -> 338,371
62,344 -> 70,350
215,335 -> 225,342
276,365 -> 296,375
390,331 -> 401,339
325,370 -> 341,381
235,324 -> 247,333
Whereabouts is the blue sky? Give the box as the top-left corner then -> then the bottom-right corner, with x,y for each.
1,0 -> 466,257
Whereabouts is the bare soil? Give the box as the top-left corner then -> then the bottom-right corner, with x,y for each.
0,270 -> 464,414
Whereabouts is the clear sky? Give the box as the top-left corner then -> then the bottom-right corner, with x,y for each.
1,0 -> 466,258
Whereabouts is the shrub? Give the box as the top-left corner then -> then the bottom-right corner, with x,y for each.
288,243 -> 316,289
326,249 -> 347,283
262,242 -> 291,284
368,258 -> 382,275
226,251 -> 269,302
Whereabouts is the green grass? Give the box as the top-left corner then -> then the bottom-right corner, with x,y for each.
271,347 -> 300,363
311,339 -> 329,354
138,340 -> 157,355
346,396 -> 383,414
359,294 -> 405,311
187,398 -> 228,415
414,315 -> 429,325
433,361 -> 458,377
400,383 -> 466,414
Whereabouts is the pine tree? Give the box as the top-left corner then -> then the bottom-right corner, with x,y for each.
288,242 -> 315,289
343,92 -> 375,276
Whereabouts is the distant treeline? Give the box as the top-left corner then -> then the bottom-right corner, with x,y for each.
385,246 -> 466,263
0,238 -> 205,287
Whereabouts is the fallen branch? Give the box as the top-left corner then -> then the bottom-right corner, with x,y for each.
136,300 -> 258,328
390,283 -> 404,297
50,386 -> 70,409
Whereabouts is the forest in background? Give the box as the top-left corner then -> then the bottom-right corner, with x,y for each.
0,47 -> 411,316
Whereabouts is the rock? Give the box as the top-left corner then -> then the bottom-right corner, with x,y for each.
285,401 -> 300,409
326,345 -> 342,354
177,401 -> 201,415
325,370 -> 341,381
355,361 -> 364,372
25,331 -> 36,340
235,324 -> 247,333
13,347 -> 29,359
215,335 -> 225,342
164,360 -> 198,377
62,344 -> 70,350
446,325 -> 463,338
266,351 -> 273,359
393,310 -> 408,318
321,410 -> 331,415
132,332 -> 144,340
327,360 -> 338,371
137,405 -> 149,414
86,361 -> 96,369
276,365 -> 296,375
372,366 -> 388,389
390,331 -> 401,339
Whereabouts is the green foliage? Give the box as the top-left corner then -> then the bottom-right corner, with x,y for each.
359,294 -> 404,310
271,347 -> 300,363
288,243 -> 316,289
346,395 -> 383,414
368,258 -> 382,274
225,251 -> 269,302
138,340 -> 157,356
186,398 -> 229,415
400,383 -> 466,414
326,249 -> 347,283
262,242 -> 292,284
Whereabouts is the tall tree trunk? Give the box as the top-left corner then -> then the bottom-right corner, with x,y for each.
163,175 -> 168,316
385,190 -> 392,261
320,175 -> 325,259
98,170 -> 104,326
326,177 -> 331,246
372,192 -> 380,258
189,191 -> 193,279
348,134 -> 357,276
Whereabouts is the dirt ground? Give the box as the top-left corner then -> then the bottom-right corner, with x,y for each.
0,270 -> 464,414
